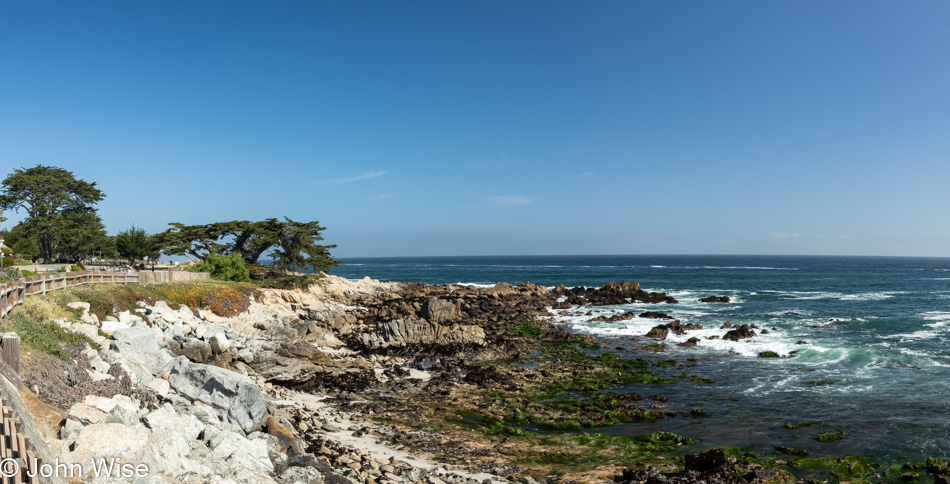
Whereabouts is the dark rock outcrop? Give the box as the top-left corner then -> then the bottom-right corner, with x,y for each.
557,281 -> 678,307
646,320 -> 703,339
646,326 -> 669,339
699,295 -> 731,303
591,311 -> 636,323
639,311 -> 674,319
723,324 -> 757,341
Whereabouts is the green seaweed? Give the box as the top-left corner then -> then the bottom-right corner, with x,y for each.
783,421 -> 822,429
816,432 -> 844,442
774,446 -> 809,457
794,456 -> 878,481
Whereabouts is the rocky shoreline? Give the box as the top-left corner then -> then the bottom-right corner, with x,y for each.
22,275 -> 950,483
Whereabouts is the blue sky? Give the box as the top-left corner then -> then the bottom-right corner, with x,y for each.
1,1 -> 948,257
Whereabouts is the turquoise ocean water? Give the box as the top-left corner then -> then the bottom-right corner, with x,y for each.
331,255 -> 950,463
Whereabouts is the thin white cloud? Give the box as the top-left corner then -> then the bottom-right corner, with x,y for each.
374,193 -> 394,199
487,195 -> 536,207
768,232 -> 800,240
314,170 -> 386,185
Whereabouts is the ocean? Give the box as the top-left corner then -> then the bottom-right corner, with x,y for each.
330,255 -> 950,464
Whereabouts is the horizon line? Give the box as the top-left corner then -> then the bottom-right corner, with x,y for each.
329,253 -> 950,260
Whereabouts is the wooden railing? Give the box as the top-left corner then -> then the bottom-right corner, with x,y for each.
0,270 -> 209,320
1,393 -> 41,483
0,269 -> 209,483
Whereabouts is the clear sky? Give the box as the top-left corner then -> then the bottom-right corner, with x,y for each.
1,1 -> 948,258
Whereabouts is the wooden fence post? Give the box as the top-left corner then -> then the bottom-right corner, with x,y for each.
1,334 -> 20,391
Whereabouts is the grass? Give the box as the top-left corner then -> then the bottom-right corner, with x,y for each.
47,280 -> 259,320
0,311 -> 99,361
2,279 -> 259,361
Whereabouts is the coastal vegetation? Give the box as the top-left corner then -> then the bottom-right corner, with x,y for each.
114,225 -> 157,264
152,218 -> 339,273
0,165 -> 339,277
0,165 -> 109,262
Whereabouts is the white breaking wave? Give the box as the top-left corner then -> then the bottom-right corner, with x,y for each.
921,311 -> 950,321
545,305 -> 802,358
761,290 -> 904,301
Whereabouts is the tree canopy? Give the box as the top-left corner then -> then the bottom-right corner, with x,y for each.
0,165 -> 106,262
154,218 -> 338,273
115,225 -> 155,265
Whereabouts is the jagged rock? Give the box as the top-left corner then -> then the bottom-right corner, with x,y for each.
639,311 -> 674,319
699,295 -> 731,303
646,320 -> 702,339
181,339 -> 213,363
927,457 -> 950,475
147,378 -> 171,399
209,429 -> 275,479
264,416 -> 300,453
111,327 -> 173,375
62,403 -> 108,441
358,318 -> 485,350
73,423 -> 150,461
723,324 -> 757,341
258,356 -> 375,392
210,333 -> 230,354
421,297 -> 458,322
591,311 -> 636,322
602,281 -> 641,292
100,319 -> 132,335
166,357 -> 268,433
685,448 -> 728,472
143,428 -> 191,476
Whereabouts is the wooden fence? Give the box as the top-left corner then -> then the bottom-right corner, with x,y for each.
0,269 -> 209,483
1,394 -> 40,483
0,270 -> 209,320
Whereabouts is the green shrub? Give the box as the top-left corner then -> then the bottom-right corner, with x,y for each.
190,252 -> 251,282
